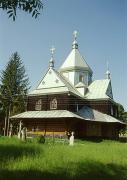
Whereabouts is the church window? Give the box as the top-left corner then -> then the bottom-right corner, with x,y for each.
76,104 -> 79,112
79,74 -> 84,82
35,99 -> 42,111
111,105 -> 114,116
50,98 -> 57,109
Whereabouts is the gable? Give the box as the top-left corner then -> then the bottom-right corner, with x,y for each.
37,68 -> 65,89
29,68 -> 82,97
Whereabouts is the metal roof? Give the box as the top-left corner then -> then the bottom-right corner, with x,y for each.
77,106 -> 125,124
75,82 -> 87,88
10,107 -> 125,125
29,68 -> 112,100
59,48 -> 92,73
10,110 -> 84,119
85,79 -> 113,100
29,68 -> 82,97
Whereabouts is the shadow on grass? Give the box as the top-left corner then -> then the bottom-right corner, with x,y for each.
119,137 -> 127,143
80,138 -> 103,143
0,161 -> 127,180
74,138 -> 103,144
0,144 -> 41,165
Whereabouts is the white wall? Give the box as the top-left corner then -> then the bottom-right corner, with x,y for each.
62,70 -> 92,86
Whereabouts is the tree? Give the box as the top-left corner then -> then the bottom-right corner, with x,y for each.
117,103 -> 127,135
0,52 -> 30,135
0,0 -> 43,20
117,103 -> 127,123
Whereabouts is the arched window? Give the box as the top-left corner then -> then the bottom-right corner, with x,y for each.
50,98 -> 57,109
79,74 -> 84,82
35,99 -> 42,111
111,105 -> 114,116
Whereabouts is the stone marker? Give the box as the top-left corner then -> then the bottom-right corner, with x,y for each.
21,127 -> 27,141
18,121 -> 22,139
9,124 -> 13,138
69,131 -> 74,146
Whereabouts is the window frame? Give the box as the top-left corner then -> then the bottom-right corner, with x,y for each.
35,99 -> 42,111
50,98 -> 57,110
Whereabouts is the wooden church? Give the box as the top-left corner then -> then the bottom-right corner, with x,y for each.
11,31 -> 125,139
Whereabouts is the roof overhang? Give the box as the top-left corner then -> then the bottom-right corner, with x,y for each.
76,106 -> 126,126
10,108 -> 126,127
10,110 -> 84,120
59,66 -> 93,74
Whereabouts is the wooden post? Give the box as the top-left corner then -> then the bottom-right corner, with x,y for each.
44,120 -> 47,137
4,116 -> 7,136
52,130 -> 55,144
7,103 -> 11,136
4,106 -> 10,136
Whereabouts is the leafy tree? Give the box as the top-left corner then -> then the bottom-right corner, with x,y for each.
0,0 -> 43,20
123,112 -> 127,122
117,103 -> 127,123
117,104 -> 127,135
0,52 -> 30,135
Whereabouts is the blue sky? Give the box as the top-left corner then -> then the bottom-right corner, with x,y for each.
0,0 -> 127,110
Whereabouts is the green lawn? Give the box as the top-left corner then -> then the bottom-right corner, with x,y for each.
0,137 -> 127,180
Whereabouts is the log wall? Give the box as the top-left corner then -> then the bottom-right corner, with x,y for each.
16,118 -> 119,139
27,93 -> 118,119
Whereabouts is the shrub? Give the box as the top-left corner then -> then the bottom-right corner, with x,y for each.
37,135 -> 45,144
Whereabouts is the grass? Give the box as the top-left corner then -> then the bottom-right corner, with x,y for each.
0,137 -> 127,180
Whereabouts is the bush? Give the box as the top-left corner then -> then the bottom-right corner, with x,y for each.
37,135 -> 45,144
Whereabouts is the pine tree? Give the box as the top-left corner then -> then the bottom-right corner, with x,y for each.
0,52 -> 30,135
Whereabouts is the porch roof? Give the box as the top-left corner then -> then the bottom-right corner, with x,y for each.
76,106 -> 125,125
10,110 -> 84,120
10,108 -> 125,126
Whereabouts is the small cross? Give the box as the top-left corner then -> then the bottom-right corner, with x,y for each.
50,46 -> 55,57
73,30 -> 78,40
107,61 -> 109,71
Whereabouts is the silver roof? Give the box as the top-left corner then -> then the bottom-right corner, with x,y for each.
85,79 -> 113,100
29,68 -> 82,97
10,107 -> 124,125
29,67 -> 113,100
75,82 -> 87,88
77,106 -> 125,124
10,110 -> 84,119
59,48 -> 92,73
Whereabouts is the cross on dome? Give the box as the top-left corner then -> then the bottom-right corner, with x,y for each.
50,46 -> 55,57
107,61 -> 109,71
72,30 -> 78,49
106,61 -> 111,79
73,30 -> 78,41
49,46 -> 55,68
